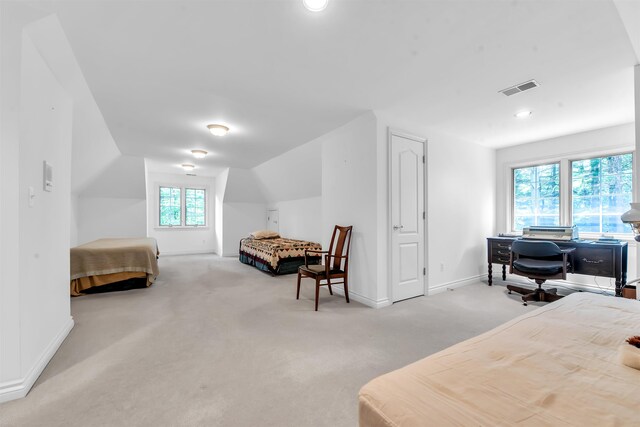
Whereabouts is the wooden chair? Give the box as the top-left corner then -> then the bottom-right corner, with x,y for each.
296,225 -> 353,311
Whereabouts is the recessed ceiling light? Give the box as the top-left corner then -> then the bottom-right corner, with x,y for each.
207,124 -> 229,136
515,110 -> 532,118
303,0 -> 328,12
191,149 -> 207,159
181,164 -> 195,171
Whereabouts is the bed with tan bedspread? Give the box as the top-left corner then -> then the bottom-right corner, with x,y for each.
359,292 -> 640,426
70,237 -> 159,296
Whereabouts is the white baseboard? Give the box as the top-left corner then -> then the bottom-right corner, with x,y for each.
160,249 -> 215,256
0,316 -> 74,403
428,274 -> 484,296
330,285 -> 391,309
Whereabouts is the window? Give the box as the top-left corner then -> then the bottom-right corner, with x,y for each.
158,185 -> 207,227
185,188 -> 206,226
571,153 -> 632,234
159,186 -> 181,226
512,163 -> 560,230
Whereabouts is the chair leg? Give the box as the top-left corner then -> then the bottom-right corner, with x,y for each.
327,278 -> 333,295
344,276 -> 350,303
296,272 -> 302,300
544,292 -> 564,303
315,278 -> 320,311
507,284 -> 534,296
521,291 -> 540,306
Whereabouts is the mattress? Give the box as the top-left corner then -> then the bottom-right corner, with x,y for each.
239,237 -> 321,275
359,292 -> 640,426
70,237 -> 160,296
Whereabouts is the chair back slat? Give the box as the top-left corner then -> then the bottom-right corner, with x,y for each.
329,225 -> 353,271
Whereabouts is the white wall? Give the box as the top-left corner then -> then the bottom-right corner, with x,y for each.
495,123 -> 637,286
222,203 -> 267,256
77,197 -> 146,245
0,7 -> 75,402
17,33 -> 74,389
146,172 -> 216,255
321,112 -> 381,306
70,194 -> 79,247
215,168 -> 229,255
253,137 -> 323,242
376,113 -> 497,298
269,197 -> 322,243
216,168 -> 267,256
253,138 -> 322,201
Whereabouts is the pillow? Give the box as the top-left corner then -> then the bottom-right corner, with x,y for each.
250,230 -> 280,240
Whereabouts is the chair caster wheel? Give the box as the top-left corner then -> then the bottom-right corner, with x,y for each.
523,302 -> 527,306
508,290 -> 512,294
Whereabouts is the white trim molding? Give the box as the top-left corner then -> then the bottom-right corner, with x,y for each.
428,275 -> 484,296
160,249 -> 216,256
0,316 -> 74,403
329,285 -> 392,309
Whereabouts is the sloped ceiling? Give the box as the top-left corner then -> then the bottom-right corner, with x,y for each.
223,168 -> 266,203
24,12 -> 146,199
21,0 -> 639,177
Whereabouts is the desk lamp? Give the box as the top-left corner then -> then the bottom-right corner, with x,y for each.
621,203 -> 640,242
621,203 -> 640,300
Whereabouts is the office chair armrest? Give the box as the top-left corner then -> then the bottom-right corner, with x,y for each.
560,248 -> 576,253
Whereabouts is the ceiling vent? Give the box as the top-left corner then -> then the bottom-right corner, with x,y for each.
186,173 -> 197,176
499,79 -> 540,96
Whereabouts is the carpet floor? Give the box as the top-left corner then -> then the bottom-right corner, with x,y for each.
0,254 -> 538,427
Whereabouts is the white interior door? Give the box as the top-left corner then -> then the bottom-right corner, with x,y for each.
390,132 -> 425,302
266,209 -> 279,232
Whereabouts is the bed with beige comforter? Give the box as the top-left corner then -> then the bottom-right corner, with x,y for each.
359,292 -> 640,426
70,237 -> 159,296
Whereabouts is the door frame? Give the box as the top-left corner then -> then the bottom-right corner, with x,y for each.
387,127 -> 428,303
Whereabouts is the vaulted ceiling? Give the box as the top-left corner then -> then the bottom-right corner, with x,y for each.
28,0 -> 639,176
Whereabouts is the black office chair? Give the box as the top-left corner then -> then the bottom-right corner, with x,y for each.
506,240 -> 575,306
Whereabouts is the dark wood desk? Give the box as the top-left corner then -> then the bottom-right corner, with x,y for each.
487,237 -> 628,296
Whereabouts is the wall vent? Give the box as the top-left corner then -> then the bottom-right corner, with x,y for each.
499,79 -> 540,96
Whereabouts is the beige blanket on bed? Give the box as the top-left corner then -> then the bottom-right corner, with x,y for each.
359,293 -> 640,427
70,238 -> 160,280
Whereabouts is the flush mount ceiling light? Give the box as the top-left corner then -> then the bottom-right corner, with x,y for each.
181,164 -> 195,171
303,0 -> 328,12
207,124 -> 229,136
514,110 -> 532,119
191,149 -> 208,159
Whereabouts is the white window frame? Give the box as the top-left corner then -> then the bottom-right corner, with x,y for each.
569,151 -> 634,236
511,161 -> 562,231
506,147 -> 635,241
156,183 -> 209,229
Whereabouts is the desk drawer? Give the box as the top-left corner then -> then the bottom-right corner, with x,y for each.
489,241 -> 511,264
572,247 -> 615,277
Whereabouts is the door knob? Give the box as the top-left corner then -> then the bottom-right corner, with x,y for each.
393,225 -> 404,230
